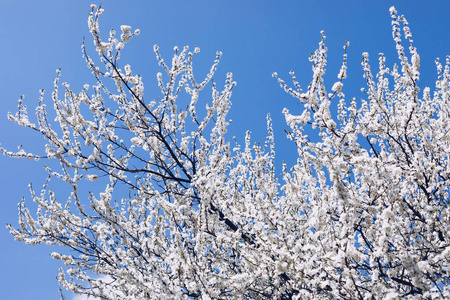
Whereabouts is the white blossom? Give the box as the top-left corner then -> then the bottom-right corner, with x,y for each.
85,174 -> 98,181
4,5 -> 450,300
331,81 -> 343,93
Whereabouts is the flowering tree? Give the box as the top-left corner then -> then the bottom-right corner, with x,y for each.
4,4 -> 450,299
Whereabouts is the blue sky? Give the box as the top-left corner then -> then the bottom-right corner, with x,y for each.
1,1 -> 449,299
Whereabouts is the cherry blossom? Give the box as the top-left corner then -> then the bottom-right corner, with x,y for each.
4,5 -> 450,299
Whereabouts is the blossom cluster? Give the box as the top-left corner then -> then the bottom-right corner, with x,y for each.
4,5 -> 450,299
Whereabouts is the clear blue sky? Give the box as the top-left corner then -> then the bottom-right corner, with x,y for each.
1,1 -> 449,299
